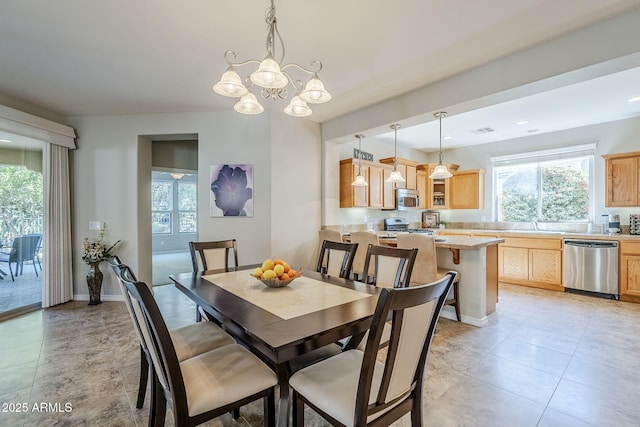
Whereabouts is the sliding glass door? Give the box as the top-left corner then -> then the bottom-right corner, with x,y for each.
0,131 -> 44,318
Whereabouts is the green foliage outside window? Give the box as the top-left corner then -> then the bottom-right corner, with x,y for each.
0,165 -> 43,242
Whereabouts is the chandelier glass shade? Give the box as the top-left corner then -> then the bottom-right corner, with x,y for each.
351,134 -> 368,187
385,124 -> 406,183
213,0 -> 330,117
429,112 -> 453,179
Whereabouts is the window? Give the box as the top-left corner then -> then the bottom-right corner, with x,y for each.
152,174 -> 197,234
492,145 -> 594,222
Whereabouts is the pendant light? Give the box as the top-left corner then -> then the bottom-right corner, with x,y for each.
351,134 -> 368,186
385,124 -> 406,183
429,112 -> 453,179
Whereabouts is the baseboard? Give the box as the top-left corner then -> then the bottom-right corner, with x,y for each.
73,294 -> 124,302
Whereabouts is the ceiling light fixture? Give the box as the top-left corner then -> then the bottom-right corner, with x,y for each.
628,96 -> 640,103
429,112 -> 453,179
351,134 -> 368,187
170,172 -> 185,180
516,120 -> 529,125
213,0 -> 330,118
386,124 -> 406,183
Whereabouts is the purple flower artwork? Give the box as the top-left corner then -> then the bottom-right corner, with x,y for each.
210,164 -> 254,217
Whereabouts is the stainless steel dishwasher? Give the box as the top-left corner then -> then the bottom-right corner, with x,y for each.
563,239 -> 618,299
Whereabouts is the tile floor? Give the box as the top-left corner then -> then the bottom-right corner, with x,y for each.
0,283 -> 639,426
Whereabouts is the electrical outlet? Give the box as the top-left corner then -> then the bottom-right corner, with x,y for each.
89,221 -> 102,231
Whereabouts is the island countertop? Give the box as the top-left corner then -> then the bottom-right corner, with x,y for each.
377,234 -> 504,249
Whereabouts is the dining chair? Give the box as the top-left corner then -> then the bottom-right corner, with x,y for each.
397,233 -> 461,321
349,231 -> 379,281
117,264 -> 278,427
360,244 -> 418,288
189,239 -> 239,321
289,271 -> 457,427
189,239 -> 239,272
109,257 -> 236,414
315,240 -> 358,278
0,234 -> 42,281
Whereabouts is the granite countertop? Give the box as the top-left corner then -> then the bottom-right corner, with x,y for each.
374,234 -> 504,249
441,229 -> 640,241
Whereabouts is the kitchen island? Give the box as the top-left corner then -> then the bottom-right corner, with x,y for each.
347,232 -> 503,327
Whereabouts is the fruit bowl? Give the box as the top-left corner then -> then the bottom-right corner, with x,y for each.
252,269 -> 303,288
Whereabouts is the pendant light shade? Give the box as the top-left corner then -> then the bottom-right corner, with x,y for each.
234,92 -> 264,115
213,67 -> 249,97
385,124 -> 406,183
351,134 -> 368,186
284,95 -> 312,117
250,56 -> 289,89
429,112 -> 453,179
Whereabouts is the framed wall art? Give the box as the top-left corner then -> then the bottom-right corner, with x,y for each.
210,164 -> 254,217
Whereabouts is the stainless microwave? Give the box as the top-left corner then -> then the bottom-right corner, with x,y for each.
396,189 -> 419,210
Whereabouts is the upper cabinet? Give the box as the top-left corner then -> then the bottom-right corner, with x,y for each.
379,157 -> 419,190
603,151 -> 640,207
417,164 -> 484,210
450,169 -> 485,209
340,159 -> 395,209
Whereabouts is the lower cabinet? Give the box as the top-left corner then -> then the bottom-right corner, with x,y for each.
498,237 -> 563,291
620,241 -> 640,302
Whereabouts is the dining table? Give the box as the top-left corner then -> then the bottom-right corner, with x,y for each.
170,265 -> 382,427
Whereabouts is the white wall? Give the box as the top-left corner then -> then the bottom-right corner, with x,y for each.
68,110 -> 321,299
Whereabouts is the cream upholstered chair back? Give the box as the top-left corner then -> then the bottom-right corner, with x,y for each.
189,239 -> 238,272
349,231 -> 379,280
396,233 -> 439,284
315,240 -> 358,278
361,245 -> 417,288
289,271 -> 457,427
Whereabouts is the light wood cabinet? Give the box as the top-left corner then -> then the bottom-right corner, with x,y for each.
450,169 -> 485,209
340,159 -> 395,209
417,170 -> 428,209
379,157 -> 419,190
603,151 -> 640,207
620,241 -> 640,303
498,237 -> 563,291
417,164 -> 484,210
340,159 -> 369,207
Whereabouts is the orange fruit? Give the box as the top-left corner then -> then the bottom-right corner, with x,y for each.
288,269 -> 297,278
279,273 -> 290,281
283,262 -> 291,273
274,259 -> 284,265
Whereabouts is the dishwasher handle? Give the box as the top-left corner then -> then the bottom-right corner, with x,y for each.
564,239 -> 618,249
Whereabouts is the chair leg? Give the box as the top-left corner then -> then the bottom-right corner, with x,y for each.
265,388 -> 276,427
195,306 -> 202,322
232,408 -> 240,419
152,374 -> 165,427
137,346 -> 149,409
292,390 -> 303,427
453,281 -> 461,322
33,260 -> 39,277
8,262 -> 14,281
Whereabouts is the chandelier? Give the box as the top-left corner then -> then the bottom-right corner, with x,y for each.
213,0 -> 331,117
429,112 -> 453,179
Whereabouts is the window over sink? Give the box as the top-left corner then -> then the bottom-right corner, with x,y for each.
491,144 -> 594,222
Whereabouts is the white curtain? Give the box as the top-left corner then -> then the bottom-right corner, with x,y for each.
42,144 -> 74,306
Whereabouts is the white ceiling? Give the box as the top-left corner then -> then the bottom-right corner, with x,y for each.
1,0 -> 640,152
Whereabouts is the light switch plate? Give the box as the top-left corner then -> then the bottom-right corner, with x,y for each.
89,221 -> 102,231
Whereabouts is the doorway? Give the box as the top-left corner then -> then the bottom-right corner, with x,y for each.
0,131 -> 44,318
150,137 -> 198,286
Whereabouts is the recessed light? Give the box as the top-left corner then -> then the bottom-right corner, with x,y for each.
0,139 -> 11,143
628,96 -> 640,103
527,129 -> 539,133
443,136 -> 453,140
516,120 -> 529,125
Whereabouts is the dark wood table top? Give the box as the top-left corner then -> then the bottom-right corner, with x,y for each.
170,266 -> 382,365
